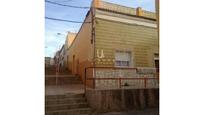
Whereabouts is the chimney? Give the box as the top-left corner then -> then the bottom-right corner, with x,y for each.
68,32 -> 77,47
93,0 -> 100,8
136,7 -> 143,16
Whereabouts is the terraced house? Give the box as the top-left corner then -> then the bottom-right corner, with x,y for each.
64,32 -> 77,70
68,0 -> 159,89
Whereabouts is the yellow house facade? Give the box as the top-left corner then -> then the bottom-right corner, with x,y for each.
67,0 -> 159,88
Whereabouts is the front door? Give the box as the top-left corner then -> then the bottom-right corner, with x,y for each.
72,55 -> 75,74
155,59 -> 159,72
76,59 -> 79,75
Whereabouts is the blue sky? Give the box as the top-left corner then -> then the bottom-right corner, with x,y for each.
45,0 -> 155,57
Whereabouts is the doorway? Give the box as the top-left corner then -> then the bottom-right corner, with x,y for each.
76,59 -> 79,75
72,55 -> 75,74
155,60 -> 159,72
154,53 -> 159,72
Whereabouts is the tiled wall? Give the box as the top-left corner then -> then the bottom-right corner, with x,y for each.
94,68 -> 159,89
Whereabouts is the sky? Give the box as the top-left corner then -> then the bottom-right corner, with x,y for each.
45,0 -> 155,57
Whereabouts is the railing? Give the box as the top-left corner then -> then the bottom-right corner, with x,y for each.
84,67 -> 159,93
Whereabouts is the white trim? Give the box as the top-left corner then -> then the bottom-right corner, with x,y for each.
96,14 -> 157,28
114,50 -> 133,67
154,57 -> 159,60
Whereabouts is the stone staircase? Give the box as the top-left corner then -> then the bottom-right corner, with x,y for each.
45,66 -> 56,75
45,67 -> 93,115
45,93 -> 92,115
45,66 -> 71,75
45,75 -> 82,85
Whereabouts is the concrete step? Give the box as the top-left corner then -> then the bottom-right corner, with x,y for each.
46,103 -> 89,111
45,108 -> 92,115
45,77 -> 81,81
45,76 -> 81,80
45,81 -> 82,85
46,98 -> 86,105
45,75 -> 79,78
45,76 -> 82,85
45,94 -> 85,100
45,93 -> 92,115
56,79 -> 82,83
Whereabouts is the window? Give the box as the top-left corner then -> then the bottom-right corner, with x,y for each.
115,51 -> 131,67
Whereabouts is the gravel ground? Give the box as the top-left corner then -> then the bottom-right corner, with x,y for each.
97,108 -> 159,115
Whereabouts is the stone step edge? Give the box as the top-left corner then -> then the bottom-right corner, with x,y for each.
46,93 -> 84,96
45,77 -> 81,79
45,80 -> 82,82
46,103 -> 89,107
45,100 -> 87,105
45,78 -> 81,80
45,81 -> 83,83
45,93 -> 84,96
46,101 -> 87,106
45,75 -> 79,77
46,97 -> 86,101
45,95 -> 85,99
45,77 -> 80,79
45,107 -> 92,113
45,94 -> 85,99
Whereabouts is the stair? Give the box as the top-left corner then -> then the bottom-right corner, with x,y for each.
45,93 -> 92,115
45,75 -> 82,85
45,66 -> 56,75
45,66 -> 72,75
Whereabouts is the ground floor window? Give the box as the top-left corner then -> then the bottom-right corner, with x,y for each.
115,50 -> 131,67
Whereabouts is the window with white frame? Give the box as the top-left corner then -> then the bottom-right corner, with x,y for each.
115,51 -> 131,67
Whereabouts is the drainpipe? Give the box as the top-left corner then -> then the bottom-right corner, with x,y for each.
92,0 -> 99,89
155,0 -> 159,43
92,0 -> 99,68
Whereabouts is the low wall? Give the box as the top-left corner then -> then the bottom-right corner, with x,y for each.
87,67 -> 159,89
85,88 -> 159,113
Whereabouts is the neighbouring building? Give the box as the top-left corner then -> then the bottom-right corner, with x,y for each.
59,45 -> 65,69
67,0 -> 159,89
50,58 -> 54,66
54,51 -> 60,66
45,57 -> 51,67
64,32 -> 77,69
45,57 -> 55,75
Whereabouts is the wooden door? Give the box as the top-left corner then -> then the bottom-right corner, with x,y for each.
72,55 -> 75,74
